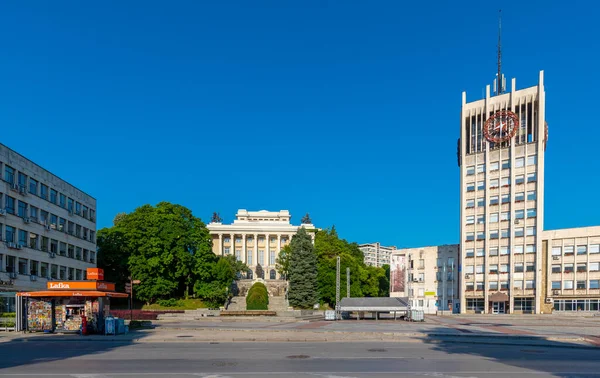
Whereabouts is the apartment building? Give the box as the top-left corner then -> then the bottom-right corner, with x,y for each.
359,242 -> 395,267
459,71 -> 548,314
207,209 -> 315,280
541,226 -> 600,313
0,143 -> 97,303
389,245 -> 459,314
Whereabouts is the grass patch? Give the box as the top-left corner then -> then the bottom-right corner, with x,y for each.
142,298 -> 207,311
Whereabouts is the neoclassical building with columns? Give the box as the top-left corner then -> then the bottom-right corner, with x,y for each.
207,209 -> 316,280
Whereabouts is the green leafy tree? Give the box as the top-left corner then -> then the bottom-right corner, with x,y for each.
96,227 -> 129,292
288,227 -> 319,308
275,244 -> 292,280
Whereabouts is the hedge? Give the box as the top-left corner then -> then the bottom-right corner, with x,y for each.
246,282 -> 269,310
108,309 -> 184,320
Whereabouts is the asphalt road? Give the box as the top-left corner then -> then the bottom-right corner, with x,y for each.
0,340 -> 599,378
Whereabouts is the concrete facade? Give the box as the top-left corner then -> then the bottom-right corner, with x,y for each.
359,242 -> 395,267
206,210 -> 316,280
541,226 -> 600,314
459,71 -> 547,314
390,245 -> 459,314
0,143 -> 97,296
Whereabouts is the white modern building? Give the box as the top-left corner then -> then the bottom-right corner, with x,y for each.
359,242 -> 395,267
390,245 -> 459,314
459,70 -> 548,314
0,143 -> 97,309
207,210 -> 316,280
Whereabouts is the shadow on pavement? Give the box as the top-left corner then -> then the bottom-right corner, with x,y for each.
421,326 -> 600,378
0,330 -> 148,371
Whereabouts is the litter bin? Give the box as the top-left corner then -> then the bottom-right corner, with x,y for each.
105,316 -> 116,335
410,309 -> 424,322
325,310 -> 336,321
116,318 -> 126,334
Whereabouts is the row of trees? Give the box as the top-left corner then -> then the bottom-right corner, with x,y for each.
97,202 -> 246,307
281,226 -> 390,309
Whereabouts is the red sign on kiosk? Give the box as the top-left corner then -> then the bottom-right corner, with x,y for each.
87,268 -> 104,281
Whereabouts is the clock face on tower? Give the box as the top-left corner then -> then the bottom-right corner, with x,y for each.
483,110 -> 519,143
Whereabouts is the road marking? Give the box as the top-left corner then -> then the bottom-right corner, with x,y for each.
420,373 -> 479,378
0,372 -> 599,376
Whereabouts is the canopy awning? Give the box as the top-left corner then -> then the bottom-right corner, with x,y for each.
17,290 -> 129,298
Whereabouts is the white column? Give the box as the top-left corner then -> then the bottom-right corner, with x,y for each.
254,233 -> 258,271
242,233 -> 247,264
218,234 -> 223,256
231,233 -> 235,257
265,233 -> 270,269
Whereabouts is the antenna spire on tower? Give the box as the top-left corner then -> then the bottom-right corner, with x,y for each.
497,9 -> 504,95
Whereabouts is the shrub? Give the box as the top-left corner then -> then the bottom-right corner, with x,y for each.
246,282 -> 269,310
157,298 -> 180,307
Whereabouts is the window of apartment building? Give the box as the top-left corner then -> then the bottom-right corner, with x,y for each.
514,245 -> 524,254
527,208 -> 537,218
18,230 -> 27,246
5,196 -> 15,214
476,231 -> 485,240
18,258 -> 28,275
500,246 -> 509,255
527,172 -> 537,183
90,231 -> 95,242
527,155 -> 537,166
526,263 -> 535,272
515,210 -> 525,219
527,191 -> 537,201
466,298 -> 484,312
5,226 -> 15,243
27,206 -> 37,222
477,181 -> 485,191
50,239 -> 58,254
501,211 -> 510,221
466,215 -> 475,225
436,271 -> 442,281
489,281 -> 499,290
476,215 -> 485,224
82,249 -> 88,262
514,280 -> 523,289
67,198 -> 74,212
50,214 -> 58,228
465,249 -> 474,258
57,242 -> 66,257
68,267 -> 74,280
40,210 -> 48,224
235,249 -> 241,261
82,205 -> 88,218
490,230 -> 499,239
552,264 -> 562,273
4,165 -> 14,184
466,282 -> 475,291
466,166 -> 475,175
76,269 -> 82,280
59,194 -> 66,208
67,221 -> 74,235
50,189 -> 57,204
500,264 -> 509,274
590,262 -> 600,272
514,157 -> 524,168
29,179 -> 38,195
515,227 -> 524,237
418,273 -> 425,281
490,179 -> 499,188
501,229 -> 509,239
30,260 -> 39,276
490,213 -> 499,223
525,280 -> 535,289
526,226 -> 536,236
418,259 -> 425,269
17,201 -> 27,218
501,159 -> 510,169
577,245 -> 587,255
466,182 -> 475,192
18,173 -> 27,188
76,247 -> 82,260
75,225 -> 81,238
515,192 -> 525,202
515,174 -> 525,185
591,280 -> 600,289
466,232 -> 474,241
270,250 -> 276,265
501,194 -> 511,204
90,252 -> 96,264
257,250 -> 264,265
515,263 -> 524,273
89,209 -> 95,221
50,264 -> 58,279
577,281 -> 587,289
75,202 -> 82,215
476,248 -> 485,257
564,246 -> 575,256
59,266 -> 66,280
28,232 -> 37,249
5,256 -> 15,273
577,263 -> 587,273
552,281 -> 561,289
564,263 -> 574,273
489,247 -> 498,256
526,244 -> 536,253
83,228 -> 88,240
514,298 -> 534,313
465,265 -> 474,274
490,161 -> 500,171
40,184 -> 48,200
58,218 -> 65,232
500,177 -> 510,187
564,280 -> 574,290
552,246 -> 562,256
477,197 -> 485,207
476,282 -> 484,291
490,195 -> 499,205
466,199 -> 474,208
489,264 -> 498,274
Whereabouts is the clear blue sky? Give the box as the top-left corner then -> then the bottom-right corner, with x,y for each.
1,1 -> 598,248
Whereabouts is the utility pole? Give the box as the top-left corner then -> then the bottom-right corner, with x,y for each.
335,256 -> 341,320
442,263 -> 447,313
346,267 -> 350,298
